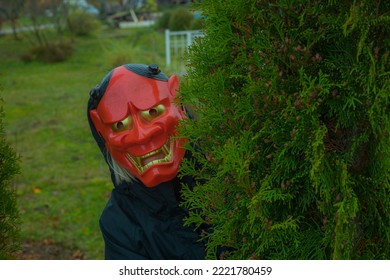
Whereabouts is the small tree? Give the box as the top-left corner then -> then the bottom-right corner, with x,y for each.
66,9 -> 101,37
0,98 -> 20,259
0,0 -> 24,40
179,0 -> 390,259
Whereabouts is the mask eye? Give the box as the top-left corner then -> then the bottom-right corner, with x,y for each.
140,104 -> 166,122
112,116 -> 132,132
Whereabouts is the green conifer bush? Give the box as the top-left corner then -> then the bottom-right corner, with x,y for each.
0,99 -> 20,259
179,0 -> 389,259
169,7 -> 195,31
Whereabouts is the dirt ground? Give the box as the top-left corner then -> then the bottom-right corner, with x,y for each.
13,240 -> 84,260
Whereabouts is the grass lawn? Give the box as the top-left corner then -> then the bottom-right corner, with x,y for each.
0,25 -> 172,259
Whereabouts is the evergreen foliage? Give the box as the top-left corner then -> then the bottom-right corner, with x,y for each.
156,7 -> 203,31
155,9 -> 173,30
66,10 -> 102,37
179,0 -> 390,259
168,7 -> 195,30
0,98 -> 20,259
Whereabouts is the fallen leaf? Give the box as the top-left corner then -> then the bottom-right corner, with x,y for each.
32,186 -> 42,194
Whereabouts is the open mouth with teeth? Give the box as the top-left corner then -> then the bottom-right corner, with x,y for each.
126,137 -> 173,174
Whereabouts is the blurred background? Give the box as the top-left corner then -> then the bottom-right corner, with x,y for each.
0,0 -> 203,259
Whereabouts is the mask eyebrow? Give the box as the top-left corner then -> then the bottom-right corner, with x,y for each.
132,97 -> 170,112
97,100 -> 131,124
129,81 -> 171,110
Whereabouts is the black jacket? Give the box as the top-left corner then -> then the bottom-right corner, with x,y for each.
99,174 -> 205,259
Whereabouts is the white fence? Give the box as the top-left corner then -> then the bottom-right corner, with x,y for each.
165,29 -> 203,73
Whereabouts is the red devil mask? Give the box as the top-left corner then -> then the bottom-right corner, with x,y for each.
90,65 -> 186,187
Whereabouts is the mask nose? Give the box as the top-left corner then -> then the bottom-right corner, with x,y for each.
123,117 -> 163,146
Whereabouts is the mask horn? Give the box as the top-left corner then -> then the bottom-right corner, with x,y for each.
168,75 -> 180,97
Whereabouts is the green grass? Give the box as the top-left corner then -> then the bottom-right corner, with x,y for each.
0,26 -> 171,259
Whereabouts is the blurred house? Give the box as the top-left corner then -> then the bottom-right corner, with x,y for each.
64,0 -> 100,15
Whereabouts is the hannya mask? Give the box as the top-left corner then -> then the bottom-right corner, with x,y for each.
90,64 -> 187,187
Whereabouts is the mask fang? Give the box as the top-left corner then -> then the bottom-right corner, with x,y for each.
126,137 -> 173,174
